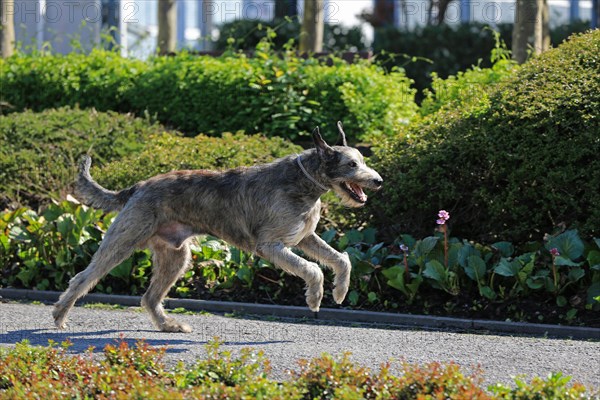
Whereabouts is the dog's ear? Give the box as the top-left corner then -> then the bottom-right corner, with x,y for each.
312,126 -> 334,159
336,121 -> 348,147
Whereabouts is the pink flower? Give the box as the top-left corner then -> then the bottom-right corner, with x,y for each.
436,210 -> 450,225
550,248 -> 560,257
399,244 -> 409,252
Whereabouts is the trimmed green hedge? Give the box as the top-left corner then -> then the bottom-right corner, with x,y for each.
95,131 -> 302,189
0,107 -> 163,209
0,45 -> 417,143
367,30 -> 600,243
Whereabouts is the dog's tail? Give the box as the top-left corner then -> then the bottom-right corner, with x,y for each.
75,155 -> 137,212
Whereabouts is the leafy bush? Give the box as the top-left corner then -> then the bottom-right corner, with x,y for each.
367,30 -> 600,244
215,18 -> 367,52
1,43 -> 417,143
0,48 -> 147,113
127,41 -> 416,142
2,201 -> 599,326
0,107 -> 164,209
373,21 -> 591,97
419,32 -> 518,117
1,340 -> 594,399
94,131 -> 302,189
374,22 -> 514,97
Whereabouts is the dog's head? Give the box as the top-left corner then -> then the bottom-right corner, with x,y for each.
313,122 -> 383,208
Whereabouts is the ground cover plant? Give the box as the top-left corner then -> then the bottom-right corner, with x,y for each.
0,339 -> 594,399
1,201 -> 598,327
367,30 -> 600,244
0,37 -> 417,143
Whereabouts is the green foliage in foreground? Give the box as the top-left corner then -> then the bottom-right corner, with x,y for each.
1,201 -> 598,325
0,339 -> 594,399
368,30 -> 600,244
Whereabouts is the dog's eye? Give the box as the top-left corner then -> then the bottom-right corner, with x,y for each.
348,161 -> 358,168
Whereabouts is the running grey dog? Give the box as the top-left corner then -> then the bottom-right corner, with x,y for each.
53,123 -> 383,332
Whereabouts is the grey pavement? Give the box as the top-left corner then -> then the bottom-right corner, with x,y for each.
1,301 -> 599,389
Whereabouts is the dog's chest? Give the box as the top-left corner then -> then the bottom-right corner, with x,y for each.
282,202 -> 321,246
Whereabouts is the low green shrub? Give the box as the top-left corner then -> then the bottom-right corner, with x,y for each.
0,48 -> 146,113
126,41 -> 416,142
367,30 -> 600,244
0,339 -> 594,399
94,131 -> 302,189
2,201 -> 599,325
1,42 -> 417,143
0,107 -> 165,209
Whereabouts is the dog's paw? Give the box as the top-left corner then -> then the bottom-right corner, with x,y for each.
52,305 -> 68,330
161,318 -> 192,333
332,252 -> 351,304
305,283 -> 323,313
332,285 -> 348,305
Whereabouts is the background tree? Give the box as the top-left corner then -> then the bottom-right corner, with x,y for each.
300,0 -> 324,52
1,0 -> 15,58
157,0 -> 177,55
512,0 -> 550,63
274,0 -> 298,19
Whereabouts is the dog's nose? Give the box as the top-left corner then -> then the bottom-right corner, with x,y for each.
373,178 -> 383,187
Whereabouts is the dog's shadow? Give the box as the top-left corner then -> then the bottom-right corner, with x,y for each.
0,328 -> 291,354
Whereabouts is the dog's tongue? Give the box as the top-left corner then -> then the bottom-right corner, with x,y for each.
350,183 -> 367,202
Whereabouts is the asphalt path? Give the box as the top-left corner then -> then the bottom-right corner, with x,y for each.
1,301 -> 599,389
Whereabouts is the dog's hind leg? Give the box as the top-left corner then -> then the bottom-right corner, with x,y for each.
297,233 -> 352,304
53,207 -> 156,329
257,242 -> 324,312
142,239 -> 192,333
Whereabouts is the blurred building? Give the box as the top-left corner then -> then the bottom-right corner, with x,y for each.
6,0 -> 597,57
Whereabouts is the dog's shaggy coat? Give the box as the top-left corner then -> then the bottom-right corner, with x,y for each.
53,125 -> 383,332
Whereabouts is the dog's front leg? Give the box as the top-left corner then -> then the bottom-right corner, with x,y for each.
297,233 -> 352,304
256,242 -> 324,312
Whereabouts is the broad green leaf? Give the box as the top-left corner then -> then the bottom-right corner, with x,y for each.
344,229 -> 363,245
236,267 -> 253,285
526,277 -> 545,290
109,258 -> 133,280
423,260 -> 446,282
465,255 -> 487,282
553,256 -> 582,267
362,228 -> 377,245
494,258 -> 519,277
382,265 -> 404,281
587,250 -> 600,270
567,268 -> 585,283
415,236 -> 439,257
367,292 -> 378,303
458,243 -> 480,268
480,286 -> 496,300
320,228 -> 336,244
546,229 -> 584,261
492,241 -> 514,258
556,295 -> 567,307
348,290 -> 359,306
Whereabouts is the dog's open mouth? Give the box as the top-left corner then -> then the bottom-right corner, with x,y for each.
342,182 -> 367,204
